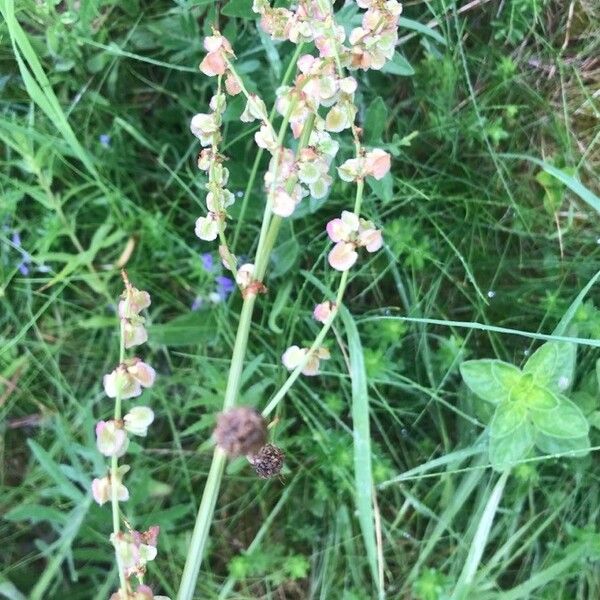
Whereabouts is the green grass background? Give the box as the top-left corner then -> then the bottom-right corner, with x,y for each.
1,0 -> 599,598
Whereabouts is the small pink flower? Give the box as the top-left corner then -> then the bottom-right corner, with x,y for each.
195,214 -> 220,242
96,420 -> 129,457
328,241 -> 358,271
119,288 -> 151,318
282,345 -> 330,376
254,124 -> 278,152
200,52 -> 227,77
123,321 -> 148,349
282,345 -> 305,370
313,301 -> 335,323
303,347 -> 331,376
364,148 -> 391,180
104,359 -> 155,400
91,473 -> 129,506
199,34 -> 233,77
197,149 -> 213,171
240,94 -> 267,123
225,72 -> 241,95
272,188 -> 296,217
337,157 -> 364,182
359,227 -> 383,252
112,528 -> 159,579
297,54 -> 316,73
326,211 -> 359,242
190,113 -> 219,146
127,359 -> 156,388
124,406 -> 155,437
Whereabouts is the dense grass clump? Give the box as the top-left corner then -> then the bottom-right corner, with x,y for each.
1,1 -> 599,598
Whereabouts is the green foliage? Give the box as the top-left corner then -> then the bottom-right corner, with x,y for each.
2,0 -> 599,598
460,342 -> 591,471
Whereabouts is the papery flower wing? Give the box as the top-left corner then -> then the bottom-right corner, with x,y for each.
328,242 -> 358,271
282,345 -> 305,370
195,216 -> 219,241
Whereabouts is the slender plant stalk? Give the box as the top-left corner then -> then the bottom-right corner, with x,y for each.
263,176 -> 364,417
110,314 -> 127,593
231,43 -> 304,252
176,112 -> 316,600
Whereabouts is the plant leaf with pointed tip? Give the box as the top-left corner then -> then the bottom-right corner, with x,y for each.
490,401 -> 526,439
489,421 -> 534,472
531,397 -> 589,438
534,431 -> 590,457
460,360 -> 522,404
524,341 -> 576,393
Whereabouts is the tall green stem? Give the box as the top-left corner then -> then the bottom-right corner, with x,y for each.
111,316 -> 127,594
262,177 -> 364,418
177,110 -> 315,600
232,43 -> 304,252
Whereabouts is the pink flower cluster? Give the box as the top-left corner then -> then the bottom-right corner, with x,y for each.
327,211 -> 383,271
93,284 -> 156,504
112,526 -> 160,580
109,526 -> 169,598
349,0 -> 403,70
191,94 -> 236,242
282,345 -> 330,376
254,0 -> 402,71
338,148 -> 391,182
276,55 -> 358,137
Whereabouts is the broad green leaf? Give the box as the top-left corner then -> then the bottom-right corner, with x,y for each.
526,384 -> 559,410
489,421 -> 534,472
149,310 -> 217,346
460,360 -> 521,404
490,401 -> 526,439
364,97 -> 388,144
381,52 -> 415,76
270,236 -> 299,278
221,0 -> 256,19
398,16 -> 447,45
367,172 -> 393,202
524,341 -> 576,393
530,397 -> 589,438
534,431 -> 590,457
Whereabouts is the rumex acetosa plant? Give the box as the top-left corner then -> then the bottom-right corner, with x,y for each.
91,272 -> 169,600
178,1 -> 401,598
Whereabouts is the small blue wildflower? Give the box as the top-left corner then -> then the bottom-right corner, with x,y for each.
99,134 -> 111,148
200,252 -> 214,272
12,231 -> 31,275
215,276 -> 235,301
191,296 -> 204,311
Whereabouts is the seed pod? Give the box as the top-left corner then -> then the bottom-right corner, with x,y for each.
214,407 -> 267,456
247,443 -> 285,479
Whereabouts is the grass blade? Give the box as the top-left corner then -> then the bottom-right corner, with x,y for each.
500,153 -> 600,215
451,470 -> 510,599
339,306 -> 383,598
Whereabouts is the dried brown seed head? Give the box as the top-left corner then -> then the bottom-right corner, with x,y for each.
214,406 -> 267,456
247,443 -> 285,479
